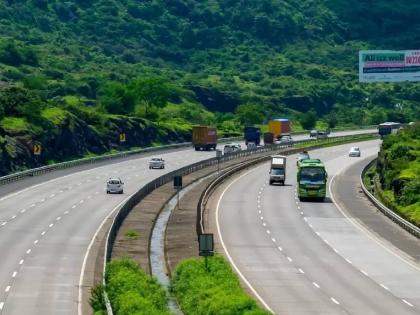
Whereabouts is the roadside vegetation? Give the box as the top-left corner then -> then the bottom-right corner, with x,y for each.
374,123 -> 420,225
172,256 -> 270,315
91,258 -> 171,315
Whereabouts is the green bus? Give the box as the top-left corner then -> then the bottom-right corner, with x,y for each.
297,159 -> 328,201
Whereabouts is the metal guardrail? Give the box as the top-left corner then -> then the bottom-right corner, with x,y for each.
101,132 -> 377,314
360,159 -> 420,238
0,136 -> 245,186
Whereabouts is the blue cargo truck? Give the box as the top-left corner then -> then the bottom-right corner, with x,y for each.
244,127 -> 261,146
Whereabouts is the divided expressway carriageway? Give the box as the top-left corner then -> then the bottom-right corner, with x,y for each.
0,129 -> 377,314
216,139 -> 420,315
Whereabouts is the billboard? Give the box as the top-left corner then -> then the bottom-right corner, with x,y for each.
359,50 -> 420,82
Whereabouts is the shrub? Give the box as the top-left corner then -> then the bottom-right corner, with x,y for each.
172,256 -> 270,315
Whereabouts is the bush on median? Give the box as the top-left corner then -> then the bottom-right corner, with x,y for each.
91,258 -> 171,315
172,256 -> 271,315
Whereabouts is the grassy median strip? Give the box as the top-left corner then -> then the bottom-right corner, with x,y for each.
172,256 -> 271,315
91,258 -> 171,315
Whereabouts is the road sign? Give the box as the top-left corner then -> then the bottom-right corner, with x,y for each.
199,233 -> 214,257
174,175 -> 182,188
33,143 -> 42,156
119,133 -> 126,142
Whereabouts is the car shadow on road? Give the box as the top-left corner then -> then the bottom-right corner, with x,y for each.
300,197 -> 333,203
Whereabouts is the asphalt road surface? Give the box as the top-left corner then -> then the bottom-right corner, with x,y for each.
217,140 -> 420,315
0,129 -> 376,314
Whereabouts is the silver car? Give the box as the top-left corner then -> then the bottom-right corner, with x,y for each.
149,157 -> 165,169
106,177 -> 124,194
349,147 -> 361,157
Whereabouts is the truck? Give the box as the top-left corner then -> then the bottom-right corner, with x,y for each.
268,118 -> 291,139
269,155 -> 287,185
192,126 -> 217,151
263,132 -> 274,145
244,126 -> 261,146
297,159 -> 328,201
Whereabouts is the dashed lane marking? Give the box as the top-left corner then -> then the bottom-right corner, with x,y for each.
313,282 -> 320,289
402,300 -> 414,307
331,297 -> 340,305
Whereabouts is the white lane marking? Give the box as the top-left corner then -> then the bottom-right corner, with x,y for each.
1,222 -> 6,226
79,200 -> 84,204
41,231 -> 46,236
34,240 -> 39,245
313,282 -> 320,289
298,268 -> 305,274
214,167 -> 274,314
331,297 -> 340,305
361,270 -> 369,276
278,246 -> 283,251
297,206 -> 301,210
315,231 -> 320,236
40,199 -> 45,202
11,215 -> 17,220
95,192 -> 100,195
49,194 -> 55,198
12,272 -> 17,278
260,216 -> 264,220
30,204 -> 35,207
0,302 -> 4,310
19,259 -> 24,265
59,190 -> 64,193
72,205 -> 77,209
303,217 -> 308,222
49,223 -> 54,228
300,212 -> 304,215
5,286 -> 10,293
26,249 -> 31,254
402,299 -> 414,307
78,193 -> 139,315
271,238 -> 276,243
287,257 -> 293,262
20,209 -> 26,213
87,196 -> 92,199
329,174 -> 420,272
295,201 -> 299,205
263,223 -> 266,227
345,258 -> 352,264
56,217 -> 61,221
64,211 -> 69,215
266,230 -> 271,235
323,239 -> 329,244
333,248 -> 339,254
380,284 -> 389,291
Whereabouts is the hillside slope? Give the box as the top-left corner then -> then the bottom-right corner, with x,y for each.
0,0 -> 419,174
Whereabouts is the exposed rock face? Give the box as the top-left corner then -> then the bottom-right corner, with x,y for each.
0,114 -> 190,176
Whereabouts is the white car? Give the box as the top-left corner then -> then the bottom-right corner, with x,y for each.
349,147 -> 361,157
149,157 -> 165,169
106,177 -> 124,194
279,135 -> 294,144
223,143 -> 241,154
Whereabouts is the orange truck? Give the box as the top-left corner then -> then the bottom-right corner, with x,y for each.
192,126 -> 217,151
268,119 -> 291,139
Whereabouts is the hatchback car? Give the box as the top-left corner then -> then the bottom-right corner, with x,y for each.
223,143 -> 241,154
106,177 -> 124,194
349,147 -> 361,157
149,157 -> 165,169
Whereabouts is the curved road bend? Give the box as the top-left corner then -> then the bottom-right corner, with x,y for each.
217,140 -> 420,315
0,129 -> 375,314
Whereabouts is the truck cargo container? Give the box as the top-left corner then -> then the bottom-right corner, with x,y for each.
192,126 -> 217,151
244,126 -> 261,145
263,132 -> 274,145
268,119 -> 291,139
269,155 -> 287,185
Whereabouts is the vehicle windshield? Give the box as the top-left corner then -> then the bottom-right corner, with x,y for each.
271,168 -> 285,175
108,180 -> 121,185
298,153 -> 309,160
299,167 -> 325,184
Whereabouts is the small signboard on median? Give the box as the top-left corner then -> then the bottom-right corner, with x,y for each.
199,233 -> 214,257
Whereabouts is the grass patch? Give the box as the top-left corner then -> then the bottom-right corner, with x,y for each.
91,258 -> 171,315
172,256 -> 270,315
125,229 -> 140,240
41,107 -> 68,125
0,117 -> 40,134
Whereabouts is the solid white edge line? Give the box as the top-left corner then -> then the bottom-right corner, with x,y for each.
78,194 -> 135,315
216,167 -> 274,314
329,173 -> 420,272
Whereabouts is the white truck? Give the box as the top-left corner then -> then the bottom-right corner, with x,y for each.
269,155 -> 287,185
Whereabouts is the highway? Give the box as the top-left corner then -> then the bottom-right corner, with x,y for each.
217,140 -> 420,315
0,129 -> 375,314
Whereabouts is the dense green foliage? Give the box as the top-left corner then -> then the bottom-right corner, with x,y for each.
0,0 -> 419,137
91,258 -> 171,315
172,256 -> 270,315
376,123 -> 420,224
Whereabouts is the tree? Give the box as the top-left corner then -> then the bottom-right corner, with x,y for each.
299,109 -> 317,130
100,82 -> 136,115
235,104 -> 265,126
132,77 -> 169,117
0,86 -> 44,121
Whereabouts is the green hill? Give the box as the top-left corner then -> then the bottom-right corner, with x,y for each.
0,0 -> 419,173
